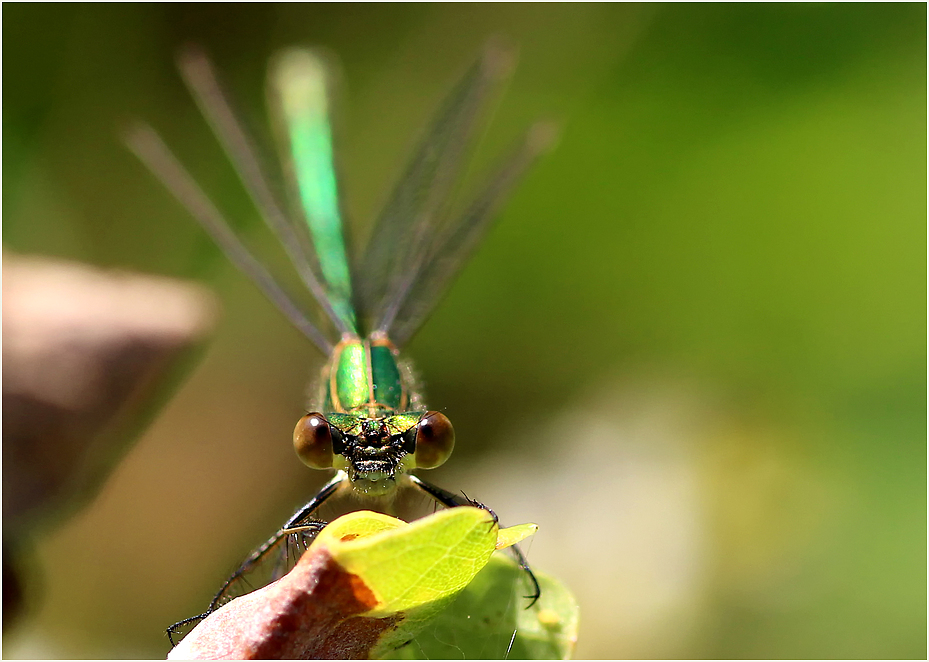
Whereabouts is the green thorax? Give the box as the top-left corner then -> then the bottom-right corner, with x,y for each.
321,335 -> 416,416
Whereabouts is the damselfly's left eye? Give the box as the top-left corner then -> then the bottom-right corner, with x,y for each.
293,412 -> 335,469
411,411 -> 455,469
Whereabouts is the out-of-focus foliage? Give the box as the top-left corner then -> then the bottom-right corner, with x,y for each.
3,4 -> 924,659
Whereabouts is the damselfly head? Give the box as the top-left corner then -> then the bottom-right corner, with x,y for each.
293,410 -> 455,494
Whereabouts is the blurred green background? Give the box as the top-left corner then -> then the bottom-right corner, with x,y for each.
3,4 -> 925,659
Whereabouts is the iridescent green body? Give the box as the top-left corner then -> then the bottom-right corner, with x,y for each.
272,51 -> 430,492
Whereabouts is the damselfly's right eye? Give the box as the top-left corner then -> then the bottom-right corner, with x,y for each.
412,411 -> 455,469
293,412 -> 335,469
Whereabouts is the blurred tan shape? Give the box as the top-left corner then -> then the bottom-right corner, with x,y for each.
2,252 -> 217,627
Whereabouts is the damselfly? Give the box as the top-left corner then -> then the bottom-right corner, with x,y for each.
127,42 -> 552,646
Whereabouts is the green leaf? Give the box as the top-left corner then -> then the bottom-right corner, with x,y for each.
171,508 -> 552,659
321,507 -> 502,657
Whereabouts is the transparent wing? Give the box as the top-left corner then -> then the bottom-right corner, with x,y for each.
384,122 -> 558,347
177,47 -> 354,338
124,123 -> 334,354
357,42 -> 516,336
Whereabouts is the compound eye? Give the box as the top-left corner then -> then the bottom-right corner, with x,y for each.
293,412 -> 334,469
412,411 -> 455,469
